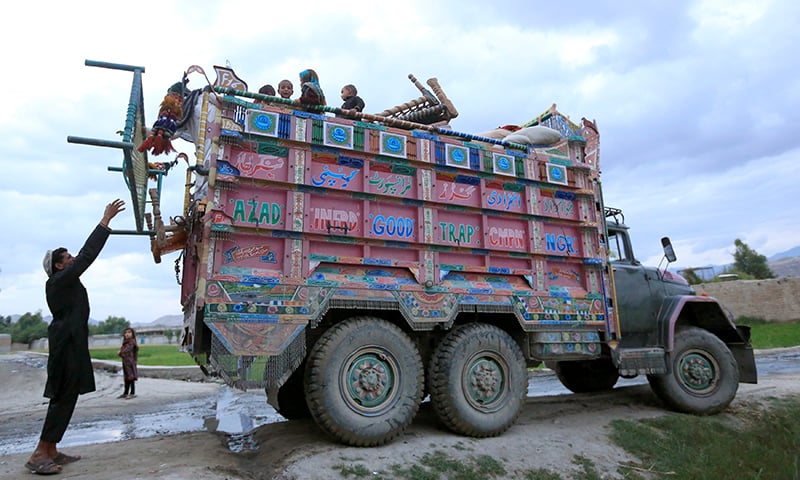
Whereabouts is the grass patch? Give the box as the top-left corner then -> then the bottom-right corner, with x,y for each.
332,463 -> 372,478
741,320 -> 800,349
609,396 -> 800,480
89,345 -> 196,366
389,450 -> 506,480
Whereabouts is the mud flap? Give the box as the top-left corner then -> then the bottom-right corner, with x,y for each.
730,325 -> 757,384
206,321 -> 306,389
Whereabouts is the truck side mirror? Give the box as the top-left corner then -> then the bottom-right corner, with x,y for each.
661,237 -> 677,263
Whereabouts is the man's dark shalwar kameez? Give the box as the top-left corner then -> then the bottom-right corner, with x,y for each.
41,225 -> 110,443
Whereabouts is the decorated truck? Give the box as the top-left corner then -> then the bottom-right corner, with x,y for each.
70,60 -> 756,447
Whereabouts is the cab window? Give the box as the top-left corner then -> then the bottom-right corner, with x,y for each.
607,229 -> 631,263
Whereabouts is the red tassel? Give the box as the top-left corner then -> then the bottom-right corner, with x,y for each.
138,134 -> 156,153
138,130 -> 176,155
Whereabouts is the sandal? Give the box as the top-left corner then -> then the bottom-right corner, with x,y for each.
53,452 -> 81,465
24,459 -> 62,475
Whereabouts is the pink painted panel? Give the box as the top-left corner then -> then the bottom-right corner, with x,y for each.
540,223 -> 584,257
365,163 -> 418,199
433,175 -> 481,208
212,235 -> 285,273
482,182 -> 526,214
438,251 -> 486,268
309,240 -> 364,258
543,260 -> 588,295
484,216 -> 530,253
306,195 -> 363,236
366,203 -> 419,242
308,154 -> 364,192
534,188 -> 581,221
434,211 -> 483,248
368,246 -> 419,262
224,146 -> 290,182
216,186 -> 288,229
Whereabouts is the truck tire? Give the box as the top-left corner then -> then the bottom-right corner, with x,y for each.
271,363 -> 311,420
554,359 -> 619,393
647,326 -> 739,414
429,323 -> 527,437
304,317 -> 423,446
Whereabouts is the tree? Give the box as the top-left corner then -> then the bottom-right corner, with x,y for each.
11,311 -> 48,345
732,239 -> 775,279
90,316 -> 130,335
680,269 -> 704,285
0,315 -> 11,334
164,329 -> 177,344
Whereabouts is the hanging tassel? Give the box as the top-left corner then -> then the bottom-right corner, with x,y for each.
139,89 -> 184,155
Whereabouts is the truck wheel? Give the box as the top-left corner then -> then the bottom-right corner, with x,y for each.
304,317 -> 423,446
647,326 -> 739,414
554,359 -> 619,393
429,323 -> 527,437
271,363 -> 311,420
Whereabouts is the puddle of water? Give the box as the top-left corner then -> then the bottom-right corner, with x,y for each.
0,386 -> 285,456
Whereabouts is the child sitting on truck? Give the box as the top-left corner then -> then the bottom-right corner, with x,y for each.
295,69 -> 326,106
278,79 -> 293,99
340,84 -> 365,112
255,84 -> 276,104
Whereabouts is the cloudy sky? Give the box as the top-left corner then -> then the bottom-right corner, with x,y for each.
1,0 -> 798,325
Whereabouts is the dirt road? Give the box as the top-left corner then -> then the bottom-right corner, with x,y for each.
1,351 -> 799,480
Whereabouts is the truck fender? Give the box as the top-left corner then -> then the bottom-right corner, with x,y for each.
655,295 -> 757,384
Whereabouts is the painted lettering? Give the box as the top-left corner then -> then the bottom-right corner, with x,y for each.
312,208 -> 359,232
487,191 -> 522,211
542,197 -> 575,216
488,227 -> 526,249
438,222 -> 477,244
372,215 -> 415,239
233,199 -> 283,225
545,233 -> 578,254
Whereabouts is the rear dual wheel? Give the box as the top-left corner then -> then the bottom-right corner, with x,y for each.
429,323 -> 527,437
305,317 -> 423,446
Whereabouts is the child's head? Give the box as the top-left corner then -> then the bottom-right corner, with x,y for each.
256,84 -> 275,104
278,79 -> 293,99
299,69 -> 319,85
123,327 -> 136,340
341,84 -> 357,101
258,84 -> 276,96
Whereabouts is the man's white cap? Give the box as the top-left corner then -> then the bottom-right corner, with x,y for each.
43,250 -> 54,277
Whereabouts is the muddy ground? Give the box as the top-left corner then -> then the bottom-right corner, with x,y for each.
1,350 -> 799,480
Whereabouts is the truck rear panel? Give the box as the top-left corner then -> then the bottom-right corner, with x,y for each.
177,94 -> 615,388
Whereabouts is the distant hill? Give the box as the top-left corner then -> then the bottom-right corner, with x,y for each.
770,246 -> 800,261
132,314 -> 183,328
769,256 -> 800,278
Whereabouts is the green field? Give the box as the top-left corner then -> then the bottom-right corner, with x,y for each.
89,344 -> 196,366
740,319 -> 800,349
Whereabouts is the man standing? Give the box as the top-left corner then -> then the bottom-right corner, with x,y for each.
25,199 -> 125,475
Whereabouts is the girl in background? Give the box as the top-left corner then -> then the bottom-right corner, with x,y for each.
117,328 -> 139,399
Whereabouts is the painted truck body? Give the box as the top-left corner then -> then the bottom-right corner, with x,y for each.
131,73 -> 756,447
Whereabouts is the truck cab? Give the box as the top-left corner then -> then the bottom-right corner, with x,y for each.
596,207 -> 757,414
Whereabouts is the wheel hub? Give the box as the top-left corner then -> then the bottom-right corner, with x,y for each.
465,357 -> 505,407
342,349 -> 398,413
352,359 -> 388,398
679,351 -> 716,392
